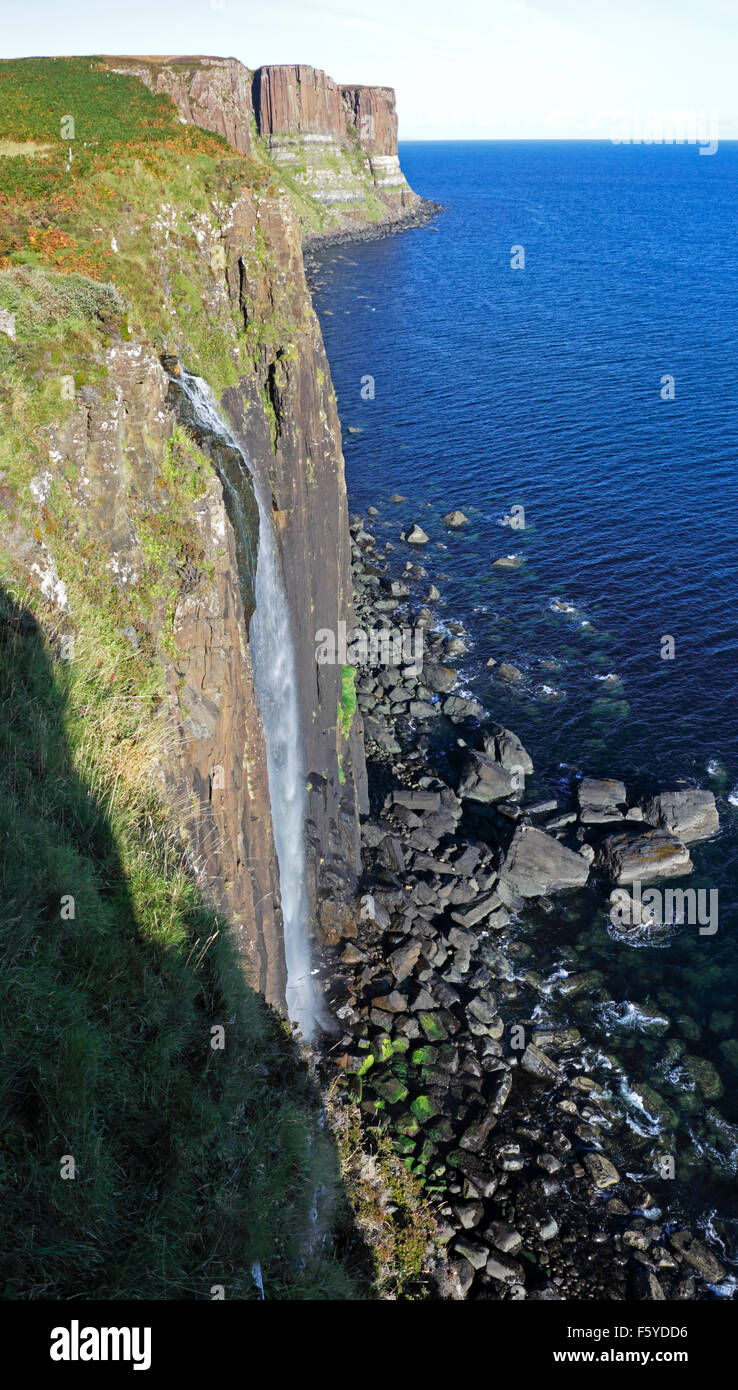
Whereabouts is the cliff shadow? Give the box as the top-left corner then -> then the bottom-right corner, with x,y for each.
0,584 -> 369,1300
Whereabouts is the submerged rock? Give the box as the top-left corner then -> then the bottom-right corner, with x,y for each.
670,1231 -> 726,1284
497,662 -> 523,683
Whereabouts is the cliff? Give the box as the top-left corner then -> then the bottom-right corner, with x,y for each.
0,56 -> 367,1012
0,54 -> 434,1299
108,55 -> 429,239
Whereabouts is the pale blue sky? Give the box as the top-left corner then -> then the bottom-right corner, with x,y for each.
3,0 -> 736,140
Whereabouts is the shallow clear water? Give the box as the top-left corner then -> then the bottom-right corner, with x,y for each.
309,142 -> 738,1225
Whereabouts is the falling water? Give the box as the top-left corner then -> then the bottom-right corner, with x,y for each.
177,371 -> 315,1038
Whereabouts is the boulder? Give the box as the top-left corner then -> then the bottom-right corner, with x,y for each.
443,695 -> 484,723
388,939 -> 422,983
406,524 -> 429,545
450,889 -> 503,929
521,1043 -> 562,1084
454,1237 -> 488,1270
577,776 -> 627,822
442,510 -> 468,527
640,789 -> 719,843
362,715 -> 400,754
485,1251 -> 524,1285
597,830 -> 693,884
423,663 -> 457,694
670,1230 -> 726,1284
458,751 -> 514,804
409,700 -> 438,719
446,1256 -> 476,1299
501,826 -> 590,897
483,725 -> 534,777
496,662 -> 522,683
391,788 -> 441,813
583,1153 -> 620,1189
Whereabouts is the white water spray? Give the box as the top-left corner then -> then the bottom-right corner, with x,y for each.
177,371 -> 315,1038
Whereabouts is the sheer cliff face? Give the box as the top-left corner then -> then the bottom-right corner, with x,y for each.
113,56 -> 422,231
0,57 -> 370,1011
107,56 -> 255,154
44,342 -> 287,1005
219,192 -> 369,939
255,66 -> 414,212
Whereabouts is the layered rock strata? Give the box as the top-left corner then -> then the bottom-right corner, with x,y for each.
110,56 -> 429,232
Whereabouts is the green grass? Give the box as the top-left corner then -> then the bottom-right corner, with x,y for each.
338,664 -> 357,739
0,582 -> 360,1300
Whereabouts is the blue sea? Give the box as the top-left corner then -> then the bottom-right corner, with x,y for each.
309,143 -> 738,1239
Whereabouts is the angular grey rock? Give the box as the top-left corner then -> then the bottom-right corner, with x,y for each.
640,789 -> 719,844
409,700 -> 438,719
422,663 -> 457,694
501,826 -> 590,897
454,1237 -> 488,1270
483,725 -> 534,777
521,1043 -> 562,1084
447,1256 -> 476,1299
391,788 -> 441,813
376,835 -> 406,873
388,939 -> 422,983
371,989 -> 407,1013
412,852 -> 461,876
597,830 -> 693,884
362,715 -> 400,754
486,1223 -> 522,1255
458,750 -> 514,804
577,776 -> 627,821
406,524 -> 429,545
485,1251 -> 524,1284
443,695 -> 484,722
450,889 -> 502,929
442,510 -> 469,528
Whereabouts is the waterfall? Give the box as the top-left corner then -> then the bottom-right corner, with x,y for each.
176,371 -> 315,1039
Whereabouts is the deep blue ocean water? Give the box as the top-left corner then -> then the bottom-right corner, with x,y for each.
309,143 -> 738,1240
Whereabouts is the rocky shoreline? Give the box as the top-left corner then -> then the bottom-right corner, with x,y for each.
317,507 -> 732,1301
303,199 -> 444,254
